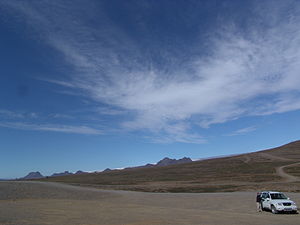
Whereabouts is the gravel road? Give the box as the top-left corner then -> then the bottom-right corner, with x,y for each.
0,181 -> 299,225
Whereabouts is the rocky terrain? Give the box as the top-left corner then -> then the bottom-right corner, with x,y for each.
0,181 -> 299,225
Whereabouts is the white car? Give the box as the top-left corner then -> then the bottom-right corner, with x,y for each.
260,191 -> 298,214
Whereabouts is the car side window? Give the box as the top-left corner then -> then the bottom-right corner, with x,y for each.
262,193 -> 270,200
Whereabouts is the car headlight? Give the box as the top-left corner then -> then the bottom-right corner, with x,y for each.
292,202 -> 297,206
277,203 -> 283,206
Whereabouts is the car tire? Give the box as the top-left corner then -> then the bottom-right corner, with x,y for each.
271,205 -> 278,214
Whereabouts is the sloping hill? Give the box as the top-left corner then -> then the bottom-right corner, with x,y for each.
258,140 -> 300,160
40,141 -> 300,192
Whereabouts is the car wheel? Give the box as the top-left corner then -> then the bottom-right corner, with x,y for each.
271,205 -> 278,214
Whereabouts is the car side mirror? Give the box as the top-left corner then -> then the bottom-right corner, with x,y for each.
288,197 -> 290,200
265,198 -> 270,201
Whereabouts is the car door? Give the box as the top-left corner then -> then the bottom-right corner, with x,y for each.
263,193 -> 271,209
261,193 -> 266,208
261,193 -> 270,209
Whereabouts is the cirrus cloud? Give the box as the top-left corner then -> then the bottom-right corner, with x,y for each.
1,0 -> 300,143
0,122 -> 103,135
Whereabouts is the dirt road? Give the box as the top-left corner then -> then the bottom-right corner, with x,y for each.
0,181 -> 299,225
276,162 -> 300,182
258,152 -> 300,182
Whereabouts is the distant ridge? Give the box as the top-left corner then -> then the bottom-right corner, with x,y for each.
125,157 -> 193,169
75,170 -> 86,175
19,157 -> 193,179
20,170 -> 88,180
157,157 -> 192,166
22,171 -> 44,180
51,171 -> 73,177
51,170 -> 87,177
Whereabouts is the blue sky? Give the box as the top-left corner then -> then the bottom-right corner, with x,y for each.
1,0 -> 300,178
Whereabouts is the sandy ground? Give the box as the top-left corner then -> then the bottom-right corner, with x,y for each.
0,181 -> 299,225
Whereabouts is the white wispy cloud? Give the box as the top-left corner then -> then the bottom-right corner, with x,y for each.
2,1 -> 300,143
50,113 -> 74,119
95,107 -> 124,116
0,122 -> 102,135
0,109 -> 24,119
0,109 -> 38,119
226,126 -> 257,136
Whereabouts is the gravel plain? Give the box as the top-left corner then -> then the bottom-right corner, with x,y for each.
0,181 -> 299,225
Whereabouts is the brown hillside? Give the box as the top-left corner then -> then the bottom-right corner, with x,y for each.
259,140 -> 300,160
40,141 -> 300,192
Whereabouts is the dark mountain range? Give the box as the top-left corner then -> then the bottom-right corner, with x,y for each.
19,157 -> 192,179
22,171 -> 44,180
156,157 -> 192,166
20,170 -> 88,180
51,171 -> 73,177
125,157 -> 193,169
75,170 -> 86,175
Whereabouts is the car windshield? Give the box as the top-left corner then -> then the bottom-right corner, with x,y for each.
270,193 -> 287,199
